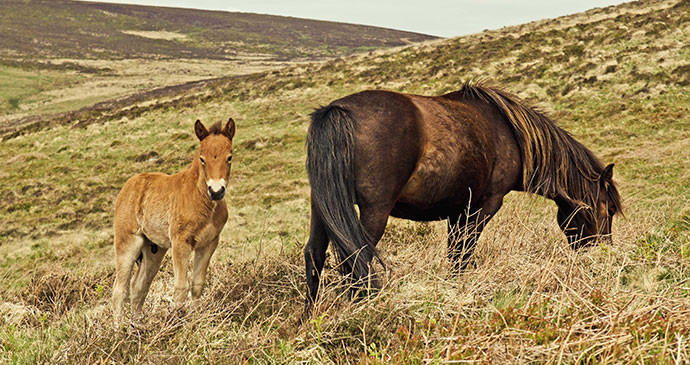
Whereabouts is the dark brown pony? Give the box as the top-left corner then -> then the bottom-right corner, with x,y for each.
303,82 -> 622,317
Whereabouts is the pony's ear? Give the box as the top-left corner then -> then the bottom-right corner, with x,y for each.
222,117 -> 236,140
600,163 -> 614,183
194,119 -> 209,141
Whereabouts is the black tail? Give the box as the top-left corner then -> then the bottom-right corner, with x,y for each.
306,105 -> 377,282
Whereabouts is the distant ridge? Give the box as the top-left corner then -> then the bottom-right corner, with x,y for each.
0,0 -> 437,61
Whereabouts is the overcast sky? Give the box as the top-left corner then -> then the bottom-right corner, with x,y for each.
82,0 -> 631,37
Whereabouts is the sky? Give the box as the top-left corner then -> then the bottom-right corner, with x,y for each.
82,0 -> 632,38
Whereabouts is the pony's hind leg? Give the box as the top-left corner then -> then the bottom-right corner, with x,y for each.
130,239 -> 167,318
112,232 -> 145,325
171,236 -> 193,306
191,235 -> 219,299
303,206 -> 329,322
355,205 -> 391,291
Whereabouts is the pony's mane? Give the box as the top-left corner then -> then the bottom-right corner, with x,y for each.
458,82 -> 622,218
207,122 -> 224,135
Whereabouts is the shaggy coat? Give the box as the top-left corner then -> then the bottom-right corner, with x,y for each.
303,83 -> 622,319
112,118 -> 235,323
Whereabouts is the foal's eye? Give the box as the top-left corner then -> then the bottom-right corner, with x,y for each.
200,157 -> 206,165
227,155 -> 233,163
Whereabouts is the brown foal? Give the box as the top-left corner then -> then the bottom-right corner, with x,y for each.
112,118 -> 235,324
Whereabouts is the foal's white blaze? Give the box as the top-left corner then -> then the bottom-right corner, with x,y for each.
207,178 -> 226,194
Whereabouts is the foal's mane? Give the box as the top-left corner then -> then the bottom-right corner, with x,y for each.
458,82 -> 622,217
207,122 -> 224,136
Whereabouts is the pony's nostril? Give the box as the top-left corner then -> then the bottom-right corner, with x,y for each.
209,186 -> 226,200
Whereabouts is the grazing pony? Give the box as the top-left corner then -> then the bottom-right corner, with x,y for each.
303,83 -> 622,318
112,118 -> 235,323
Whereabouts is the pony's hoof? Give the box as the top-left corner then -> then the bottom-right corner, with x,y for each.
173,304 -> 188,317
298,311 -> 310,326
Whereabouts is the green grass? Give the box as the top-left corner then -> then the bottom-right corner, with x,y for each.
0,66 -> 77,115
1,0 -> 690,362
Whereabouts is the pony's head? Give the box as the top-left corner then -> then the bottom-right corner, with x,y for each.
557,163 -> 622,248
194,118 -> 236,200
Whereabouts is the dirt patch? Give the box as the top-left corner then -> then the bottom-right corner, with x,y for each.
121,30 -> 189,41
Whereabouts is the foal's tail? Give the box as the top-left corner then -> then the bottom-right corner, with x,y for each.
306,105 -> 378,282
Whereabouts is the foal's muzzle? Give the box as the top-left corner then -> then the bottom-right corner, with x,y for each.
209,186 -> 225,200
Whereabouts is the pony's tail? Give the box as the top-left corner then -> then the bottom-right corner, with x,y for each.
306,105 -> 378,283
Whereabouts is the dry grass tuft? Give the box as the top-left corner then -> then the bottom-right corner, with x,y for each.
2,196 -> 686,363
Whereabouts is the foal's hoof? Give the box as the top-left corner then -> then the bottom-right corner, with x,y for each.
173,304 -> 188,318
112,319 -> 125,332
128,318 -> 148,332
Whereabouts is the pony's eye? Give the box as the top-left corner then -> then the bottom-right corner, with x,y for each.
227,155 -> 233,163
200,157 -> 206,165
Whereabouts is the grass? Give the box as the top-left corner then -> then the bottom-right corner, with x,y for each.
1,0 -> 690,362
0,58 -> 295,124
0,66 -> 78,115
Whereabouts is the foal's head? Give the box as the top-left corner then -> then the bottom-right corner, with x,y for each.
557,163 -> 623,248
194,118 -> 236,200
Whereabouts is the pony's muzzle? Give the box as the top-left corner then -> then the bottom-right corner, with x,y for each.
209,186 -> 225,200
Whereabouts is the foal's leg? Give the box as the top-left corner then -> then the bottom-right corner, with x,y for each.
130,241 -> 167,317
448,195 -> 504,273
191,235 -> 219,299
303,206 -> 329,321
171,237 -> 193,306
112,232 -> 144,324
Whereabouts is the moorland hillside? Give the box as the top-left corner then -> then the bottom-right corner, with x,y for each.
0,0 -> 436,129
0,0 -> 688,362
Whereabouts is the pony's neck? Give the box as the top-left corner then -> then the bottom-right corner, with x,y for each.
183,153 -> 214,206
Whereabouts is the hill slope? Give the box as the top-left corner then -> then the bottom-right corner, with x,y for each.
0,0 -> 436,129
0,0 -> 436,61
1,0 -> 689,362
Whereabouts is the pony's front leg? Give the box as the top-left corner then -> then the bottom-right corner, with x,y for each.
191,235 -> 219,299
171,237 -> 193,306
447,195 -> 504,273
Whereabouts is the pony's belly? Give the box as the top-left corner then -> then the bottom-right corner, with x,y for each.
395,169 -> 474,220
390,202 -> 458,221
139,216 -> 172,248
398,172 -> 471,208
140,228 -> 171,248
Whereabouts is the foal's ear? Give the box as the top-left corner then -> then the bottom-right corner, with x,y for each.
599,163 -> 614,183
222,117 -> 236,140
194,119 -> 209,141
